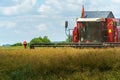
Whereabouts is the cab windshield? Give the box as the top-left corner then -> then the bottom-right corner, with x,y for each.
77,22 -> 105,42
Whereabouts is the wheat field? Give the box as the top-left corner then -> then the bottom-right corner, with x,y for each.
0,47 -> 120,80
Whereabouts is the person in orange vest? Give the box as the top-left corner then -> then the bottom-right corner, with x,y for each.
23,41 -> 27,49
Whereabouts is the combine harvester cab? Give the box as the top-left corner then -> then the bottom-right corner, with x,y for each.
72,6 -> 120,47
73,18 -> 120,43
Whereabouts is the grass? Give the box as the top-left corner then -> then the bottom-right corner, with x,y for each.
0,47 -> 120,80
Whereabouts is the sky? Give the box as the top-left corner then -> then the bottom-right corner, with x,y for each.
0,0 -> 120,45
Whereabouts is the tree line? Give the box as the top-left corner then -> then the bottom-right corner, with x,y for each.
11,36 -> 72,46
11,36 -> 51,46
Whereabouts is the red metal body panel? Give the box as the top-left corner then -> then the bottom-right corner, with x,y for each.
73,27 -> 78,43
107,18 -> 120,42
107,18 -> 114,42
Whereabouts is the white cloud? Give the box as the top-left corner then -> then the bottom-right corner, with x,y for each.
36,24 -> 47,31
39,4 -> 51,13
12,0 -> 24,4
14,30 -> 21,34
38,0 -> 85,17
0,21 -> 16,29
38,0 -> 120,18
0,0 -> 37,15
38,1 -> 62,15
112,0 -> 120,3
31,0 -> 36,5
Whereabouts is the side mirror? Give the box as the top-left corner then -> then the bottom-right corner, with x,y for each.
65,21 -> 68,28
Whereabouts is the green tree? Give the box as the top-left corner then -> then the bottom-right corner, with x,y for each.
43,36 -> 51,43
11,42 -> 22,46
30,37 -> 42,44
30,36 -> 51,44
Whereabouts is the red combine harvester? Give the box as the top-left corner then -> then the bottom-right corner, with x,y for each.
65,6 -> 120,47
70,17 -> 120,47
30,6 -> 120,48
